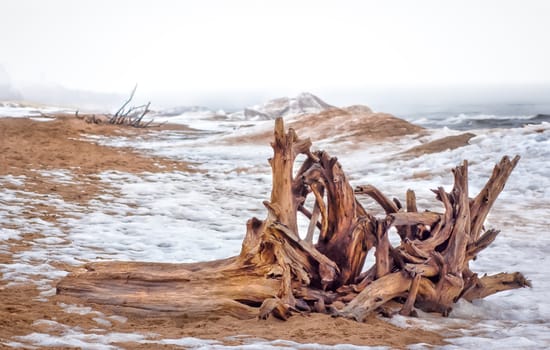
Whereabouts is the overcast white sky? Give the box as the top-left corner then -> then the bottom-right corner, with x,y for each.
1,0 -> 549,107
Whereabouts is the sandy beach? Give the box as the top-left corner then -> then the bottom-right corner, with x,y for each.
0,116 -> 448,348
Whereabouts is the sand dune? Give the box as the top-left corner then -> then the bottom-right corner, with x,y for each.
226,106 -> 425,145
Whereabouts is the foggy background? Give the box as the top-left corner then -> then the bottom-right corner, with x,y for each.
1,0 -> 549,113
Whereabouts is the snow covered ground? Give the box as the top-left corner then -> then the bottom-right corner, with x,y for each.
1,104 -> 549,349
0,102 -> 72,119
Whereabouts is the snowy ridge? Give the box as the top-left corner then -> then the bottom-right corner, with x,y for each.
229,92 -> 335,120
144,92 -> 334,123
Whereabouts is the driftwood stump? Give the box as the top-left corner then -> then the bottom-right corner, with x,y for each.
57,117 -> 530,321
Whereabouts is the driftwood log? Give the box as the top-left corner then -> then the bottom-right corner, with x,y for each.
57,117 -> 530,321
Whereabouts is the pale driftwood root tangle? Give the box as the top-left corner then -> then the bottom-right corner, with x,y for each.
57,117 -> 530,322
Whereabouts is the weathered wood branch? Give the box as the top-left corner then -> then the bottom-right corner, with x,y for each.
462,272 -> 532,301
114,84 -> 137,117
355,185 -> 399,214
338,272 -> 412,322
469,155 -> 520,240
388,212 -> 441,227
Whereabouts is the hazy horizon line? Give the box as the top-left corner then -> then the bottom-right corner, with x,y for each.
2,81 -> 550,114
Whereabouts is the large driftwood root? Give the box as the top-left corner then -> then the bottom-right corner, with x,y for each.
57,117 -> 530,321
